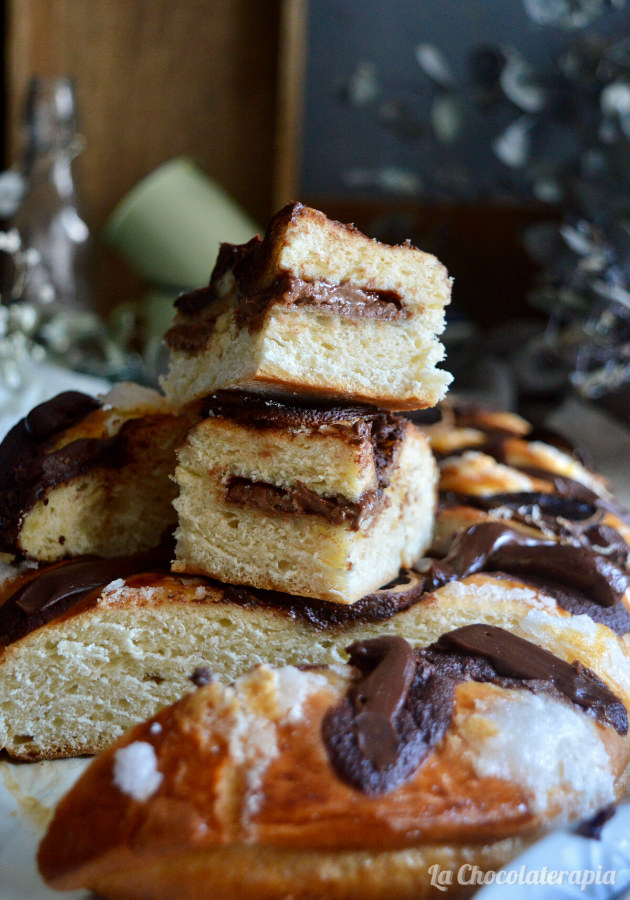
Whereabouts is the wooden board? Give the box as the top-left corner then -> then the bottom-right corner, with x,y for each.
5,0 -> 282,309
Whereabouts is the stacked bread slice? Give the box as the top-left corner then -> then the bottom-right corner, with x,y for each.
167,203 -> 450,603
0,204 -> 451,759
161,202 -> 452,411
4,205 -> 630,900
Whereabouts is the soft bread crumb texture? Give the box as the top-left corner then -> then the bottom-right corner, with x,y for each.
173,422 -> 437,603
163,303 -> 452,411
266,203 -> 453,307
2,571 -> 621,762
38,593 -> 630,899
162,203 -> 453,411
178,414 -> 380,502
17,411 -> 192,561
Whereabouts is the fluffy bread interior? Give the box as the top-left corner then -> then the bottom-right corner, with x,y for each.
173,422 -> 437,602
163,302 -> 451,411
17,412 -> 192,561
3,571 -> 625,764
259,203 -> 453,310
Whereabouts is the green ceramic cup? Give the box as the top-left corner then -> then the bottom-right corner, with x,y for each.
106,157 -> 260,290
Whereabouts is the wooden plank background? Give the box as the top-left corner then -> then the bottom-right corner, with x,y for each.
5,0 -> 283,309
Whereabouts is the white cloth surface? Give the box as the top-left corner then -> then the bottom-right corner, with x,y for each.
0,361 -> 110,441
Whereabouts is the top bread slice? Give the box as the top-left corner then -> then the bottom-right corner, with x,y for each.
162,203 -> 453,411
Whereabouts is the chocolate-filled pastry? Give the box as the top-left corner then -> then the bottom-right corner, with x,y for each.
4,535 -> 630,761
172,393 -> 437,603
0,383 -> 197,562
38,627 -> 630,900
161,202 -> 452,411
427,404 -> 613,502
421,405 -> 630,614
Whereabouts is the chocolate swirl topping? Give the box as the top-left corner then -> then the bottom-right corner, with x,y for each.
0,534 -> 174,645
422,522 -> 629,608
201,390 -> 382,429
323,629 -> 628,795
436,624 -> 628,733
0,391 -> 127,554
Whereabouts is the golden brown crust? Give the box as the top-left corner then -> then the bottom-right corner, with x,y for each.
74,839 -> 535,900
238,371 -> 440,412
38,637 -> 630,897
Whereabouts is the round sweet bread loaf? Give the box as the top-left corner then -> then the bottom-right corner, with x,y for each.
38,600 -> 630,899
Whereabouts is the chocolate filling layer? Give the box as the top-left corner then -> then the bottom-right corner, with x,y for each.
323,629 -> 628,795
509,574 -> 630,637
210,393 -> 405,528
225,477 -> 380,531
220,570 -> 426,630
235,274 -> 406,332
202,390 -> 382,429
0,533 -> 174,645
0,392 -> 126,554
166,227 -> 408,341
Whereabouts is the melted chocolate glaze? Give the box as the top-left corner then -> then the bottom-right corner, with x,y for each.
441,491 -> 598,522
441,490 -> 630,568
346,636 -> 417,770
436,624 -> 628,734
423,522 -> 629,608
0,534 -> 174,645
494,573 -> 630,637
202,390 -> 382,429
0,391 -> 135,554
219,570 -> 426,630
323,636 -> 457,795
324,628 -> 628,795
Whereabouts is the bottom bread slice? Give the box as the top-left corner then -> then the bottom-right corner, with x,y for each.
38,623 -> 630,899
2,559 -> 629,761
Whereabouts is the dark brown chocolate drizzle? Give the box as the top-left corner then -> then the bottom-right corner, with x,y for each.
323,629 -> 628,795
0,391 -> 133,554
437,413 -> 630,527
422,522 -> 629,608
0,532 -> 174,645
436,625 -> 628,733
